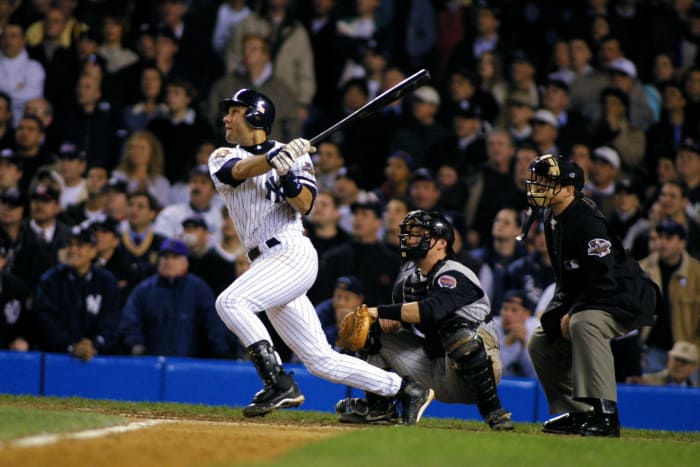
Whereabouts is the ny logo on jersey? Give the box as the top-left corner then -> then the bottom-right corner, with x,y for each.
86,294 -> 102,315
265,176 -> 284,204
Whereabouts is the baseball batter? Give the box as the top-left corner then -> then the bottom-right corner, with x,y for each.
208,88 -> 433,423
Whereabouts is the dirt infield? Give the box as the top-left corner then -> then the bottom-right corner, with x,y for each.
0,419 -> 349,466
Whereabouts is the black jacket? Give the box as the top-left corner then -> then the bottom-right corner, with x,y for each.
540,197 -> 657,338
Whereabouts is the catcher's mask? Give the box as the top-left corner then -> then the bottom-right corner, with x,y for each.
526,154 -> 583,208
399,210 -> 454,261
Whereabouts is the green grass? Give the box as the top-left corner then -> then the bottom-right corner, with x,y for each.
1,395 -> 699,466
0,406 -> 124,441
261,427 -> 700,467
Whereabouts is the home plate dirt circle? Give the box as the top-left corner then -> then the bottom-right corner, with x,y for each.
0,419 -> 351,466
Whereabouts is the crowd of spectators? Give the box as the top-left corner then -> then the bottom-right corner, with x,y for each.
0,0 -> 698,386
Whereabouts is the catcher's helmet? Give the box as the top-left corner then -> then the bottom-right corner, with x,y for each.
399,210 -> 455,261
220,88 -> 276,134
526,154 -> 583,208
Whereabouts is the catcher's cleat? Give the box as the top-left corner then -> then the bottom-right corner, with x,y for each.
484,408 -> 515,431
335,397 -> 399,424
242,380 -> 304,418
398,380 -> 434,425
542,411 -> 592,435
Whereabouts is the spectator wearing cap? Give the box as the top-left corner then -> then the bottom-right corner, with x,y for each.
0,23 -> 45,128
645,82 -> 694,177
599,57 -> 655,132
408,168 -> 442,212
657,179 -> 700,259
152,26 -> 184,84
585,146 -> 621,219
305,191 -> 351,266
14,114 -> 50,192
642,341 -> 699,387
119,237 -> 236,358
503,94 -> 535,147
505,224 -> 554,311
464,130 -> 520,248
529,109 -> 560,157
0,92 -> 13,149
114,131 -> 171,208
315,200 -> 400,307
55,143 -> 88,209
34,224 -> 121,360
154,164 -> 223,243
314,141 -> 345,194
446,5 -> 509,75
0,149 -> 23,192
391,85 -> 451,169
52,73 -> 125,171
122,65 -> 169,134
500,50 -> 540,111
315,275 -> 366,348
676,138 -> 700,223
541,76 -> 591,155
609,178 -> 651,253
493,289 -> 539,379
435,100 -> 488,179
333,165 -> 378,235
181,214 -> 233,295
639,220 -> 700,372
360,37 -> 391,101
147,78 -> 214,184
0,232 -> 33,351
25,183 -> 71,276
207,33 -> 300,143
440,68 -> 499,126
592,87 -> 646,171
373,151 -> 414,205
26,7 -> 81,114
91,216 -> 134,303
103,177 -> 129,231
123,191 -> 165,284
62,162 -> 109,226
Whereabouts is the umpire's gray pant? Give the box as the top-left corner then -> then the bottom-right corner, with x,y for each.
528,309 -> 627,414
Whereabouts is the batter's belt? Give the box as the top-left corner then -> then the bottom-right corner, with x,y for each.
248,237 -> 281,261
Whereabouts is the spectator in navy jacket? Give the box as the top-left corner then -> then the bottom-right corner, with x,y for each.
119,238 -> 233,358
315,275 -> 365,348
34,225 -> 122,360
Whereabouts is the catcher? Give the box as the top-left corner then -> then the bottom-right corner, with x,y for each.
336,210 -> 514,430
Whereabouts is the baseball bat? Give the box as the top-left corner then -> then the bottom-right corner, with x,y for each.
309,69 -> 432,145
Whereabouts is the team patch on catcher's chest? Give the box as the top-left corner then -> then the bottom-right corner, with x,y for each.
587,238 -> 612,257
437,275 -> 457,289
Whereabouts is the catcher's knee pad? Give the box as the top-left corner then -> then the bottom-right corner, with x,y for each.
441,325 -> 503,419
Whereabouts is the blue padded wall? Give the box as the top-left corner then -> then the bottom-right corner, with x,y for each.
43,354 -> 163,401
0,351 -> 42,395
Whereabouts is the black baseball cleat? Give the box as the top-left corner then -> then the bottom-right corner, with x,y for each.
542,412 -> 592,435
242,381 -> 304,418
578,412 -> 621,438
484,408 -> 515,431
335,397 -> 399,424
399,381 -> 434,425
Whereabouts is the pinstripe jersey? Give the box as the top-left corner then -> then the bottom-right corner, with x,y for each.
208,143 -> 317,250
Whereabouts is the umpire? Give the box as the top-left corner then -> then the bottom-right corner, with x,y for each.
525,154 -> 658,437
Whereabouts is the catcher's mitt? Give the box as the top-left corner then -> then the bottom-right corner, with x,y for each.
337,304 -> 374,352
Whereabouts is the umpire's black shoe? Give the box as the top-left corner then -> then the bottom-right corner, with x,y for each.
578,411 -> 621,438
398,380 -> 434,425
484,408 -> 515,431
242,378 -> 304,418
542,412 -> 592,435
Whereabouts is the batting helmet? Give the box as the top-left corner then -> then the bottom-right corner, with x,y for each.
220,89 -> 276,134
526,154 -> 584,208
399,210 -> 455,261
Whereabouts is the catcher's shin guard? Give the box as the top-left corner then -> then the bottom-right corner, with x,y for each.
442,326 -> 513,430
243,340 -> 304,417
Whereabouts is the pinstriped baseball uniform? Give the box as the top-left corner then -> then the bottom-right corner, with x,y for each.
209,143 -> 403,397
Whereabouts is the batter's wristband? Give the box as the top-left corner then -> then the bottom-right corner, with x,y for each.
377,304 -> 402,321
280,172 -> 303,197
